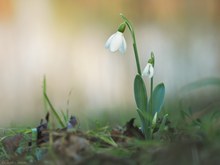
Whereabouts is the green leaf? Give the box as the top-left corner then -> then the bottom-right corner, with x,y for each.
43,76 -> 49,113
134,75 -> 148,112
137,109 -> 147,129
43,92 -> 66,128
180,110 -> 191,120
158,114 -> 168,133
35,148 -> 47,161
88,127 -> 118,147
137,109 -> 150,139
43,76 -> 66,128
61,110 -> 68,124
137,109 -> 146,121
99,135 -> 118,147
149,83 -> 165,116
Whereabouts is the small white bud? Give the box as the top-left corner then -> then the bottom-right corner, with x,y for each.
142,63 -> 154,78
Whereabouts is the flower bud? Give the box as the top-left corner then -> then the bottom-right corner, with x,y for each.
142,63 -> 154,78
117,22 -> 126,33
148,52 -> 155,67
152,112 -> 158,128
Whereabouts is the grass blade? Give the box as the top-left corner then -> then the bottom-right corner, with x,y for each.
43,76 -> 65,128
43,93 -> 65,128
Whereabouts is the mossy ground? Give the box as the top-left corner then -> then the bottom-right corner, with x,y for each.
1,107 -> 220,165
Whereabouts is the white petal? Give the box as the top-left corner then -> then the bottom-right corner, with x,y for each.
149,65 -> 154,78
109,32 -> 123,52
142,64 -> 150,76
105,33 -> 116,49
142,63 -> 154,78
119,35 -> 127,54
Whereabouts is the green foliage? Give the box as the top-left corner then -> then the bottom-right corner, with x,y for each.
158,114 -> 168,133
108,15 -> 166,140
149,83 -> 165,116
134,75 -> 148,112
134,75 -> 166,139
136,109 -> 149,139
88,126 -> 118,147
61,109 -> 69,125
43,77 -> 66,128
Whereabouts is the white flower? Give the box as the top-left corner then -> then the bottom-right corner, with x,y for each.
105,31 -> 127,54
142,63 -> 154,78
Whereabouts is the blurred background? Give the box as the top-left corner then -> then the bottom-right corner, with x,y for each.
0,0 -> 220,127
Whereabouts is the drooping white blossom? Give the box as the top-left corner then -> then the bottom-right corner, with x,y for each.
105,31 -> 127,54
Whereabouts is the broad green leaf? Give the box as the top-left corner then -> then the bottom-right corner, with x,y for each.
149,83 -> 165,115
137,109 -> 147,128
134,75 -> 148,112
137,109 -> 150,139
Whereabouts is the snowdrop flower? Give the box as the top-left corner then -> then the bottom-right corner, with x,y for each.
142,63 -> 154,78
105,23 -> 127,54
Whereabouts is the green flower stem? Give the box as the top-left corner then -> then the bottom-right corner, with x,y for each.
150,77 -> 154,120
150,77 -> 154,139
133,43 -> 142,75
120,14 -> 142,75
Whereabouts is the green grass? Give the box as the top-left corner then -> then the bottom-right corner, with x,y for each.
1,107 -> 220,164
0,77 -> 220,164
